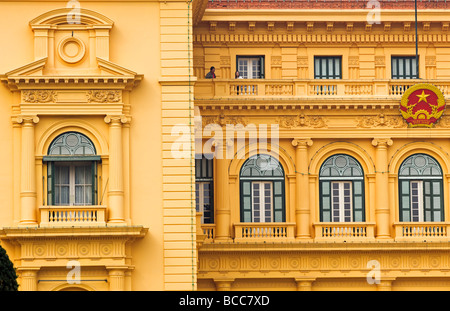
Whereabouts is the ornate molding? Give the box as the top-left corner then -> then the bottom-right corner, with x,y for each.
297,56 -> 308,68
202,114 -> 248,128
87,90 -> 122,103
277,114 -> 327,129
22,90 -> 57,103
198,250 -> 450,275
435,116 -> 450,128
348,56 -> 359,68
356,114 -> 406,128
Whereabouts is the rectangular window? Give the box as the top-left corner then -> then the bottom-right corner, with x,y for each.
52,162 -> 94,206
314,56 -> 342,79
236,56 -> 265,79
392,56 -> 418,79
195,156 -> 214,224
251,181 -> 273,223
331,181 -> 353,222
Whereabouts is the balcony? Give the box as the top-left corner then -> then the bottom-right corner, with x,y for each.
39,205 -> 107,227
194,79 -> 450,100
394,222 -> 450,241
313,222 -> 376,241
233,222 -> 296,242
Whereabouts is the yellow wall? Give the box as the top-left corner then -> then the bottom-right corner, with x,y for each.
193,8 -> 450,291
0,0 -> 196,291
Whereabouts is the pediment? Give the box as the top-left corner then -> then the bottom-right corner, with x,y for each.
1,57 -> 142,91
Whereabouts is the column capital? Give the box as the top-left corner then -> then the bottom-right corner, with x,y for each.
371,138 -> 393,147
104,114 -> 130,125
292,138 -> 313,148
13,115 -> 39,125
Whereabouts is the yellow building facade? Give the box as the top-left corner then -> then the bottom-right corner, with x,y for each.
194,0 -> 450,291
2,0 -> 450,292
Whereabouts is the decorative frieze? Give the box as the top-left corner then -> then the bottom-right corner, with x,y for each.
202,114 -> 248,128
198,250 -> 450,274
277,114 -> 327,129
356,114 -> 406,128
22,90 -> 57,103
87,90 -> 122,103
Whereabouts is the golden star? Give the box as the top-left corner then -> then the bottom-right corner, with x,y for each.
416,90 -> 430,103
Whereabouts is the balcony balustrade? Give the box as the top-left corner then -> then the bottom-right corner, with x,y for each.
39,205 -> 107,227
394,222 -> 450,241
314,222 -> 376,241
194,79 -> 450,99
233,222 -> 296,242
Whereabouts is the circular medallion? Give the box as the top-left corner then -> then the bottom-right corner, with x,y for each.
58,36 -> 86,64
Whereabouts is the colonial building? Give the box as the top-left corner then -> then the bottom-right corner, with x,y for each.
2,0 -> 450,292
0,0 -> 198,291
194,0 -> 450,290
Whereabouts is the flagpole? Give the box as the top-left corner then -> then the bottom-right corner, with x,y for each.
415,0 -> 419,79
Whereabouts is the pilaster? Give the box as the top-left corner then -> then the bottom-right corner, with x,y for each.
372,138 -> 393,239
104,115 -> 129,225
292,138 -> 313,239
17,115 -> 39,227
213,138 -> 233,241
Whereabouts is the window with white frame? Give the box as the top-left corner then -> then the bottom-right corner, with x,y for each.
237,56 -> 265,79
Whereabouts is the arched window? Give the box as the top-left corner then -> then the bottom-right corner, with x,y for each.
399,154 -> 444,222
240,154 -> 285,223
44,132 -> 100,206
319,154 -> 365,222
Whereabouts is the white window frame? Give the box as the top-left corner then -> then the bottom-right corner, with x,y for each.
410,180 -> 424,222
331,181 -> 353,222
238,57 -> 262,79
251,181 -> 273,223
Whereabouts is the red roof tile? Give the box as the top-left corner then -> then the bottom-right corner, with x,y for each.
207,0 -> 450,10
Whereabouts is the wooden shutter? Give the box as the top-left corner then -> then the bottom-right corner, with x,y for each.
47,162 -> 54,206
319,181 -> 331,222
240,180 -> 252,222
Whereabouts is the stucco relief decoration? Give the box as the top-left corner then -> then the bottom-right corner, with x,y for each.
356,114 -> 406,128
22,90 -> 57,103
86,90 -> 122,103
277,114 -> 327,129
202,114 -> 248,128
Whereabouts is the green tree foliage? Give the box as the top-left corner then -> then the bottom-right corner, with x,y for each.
0,244 -> 18,291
